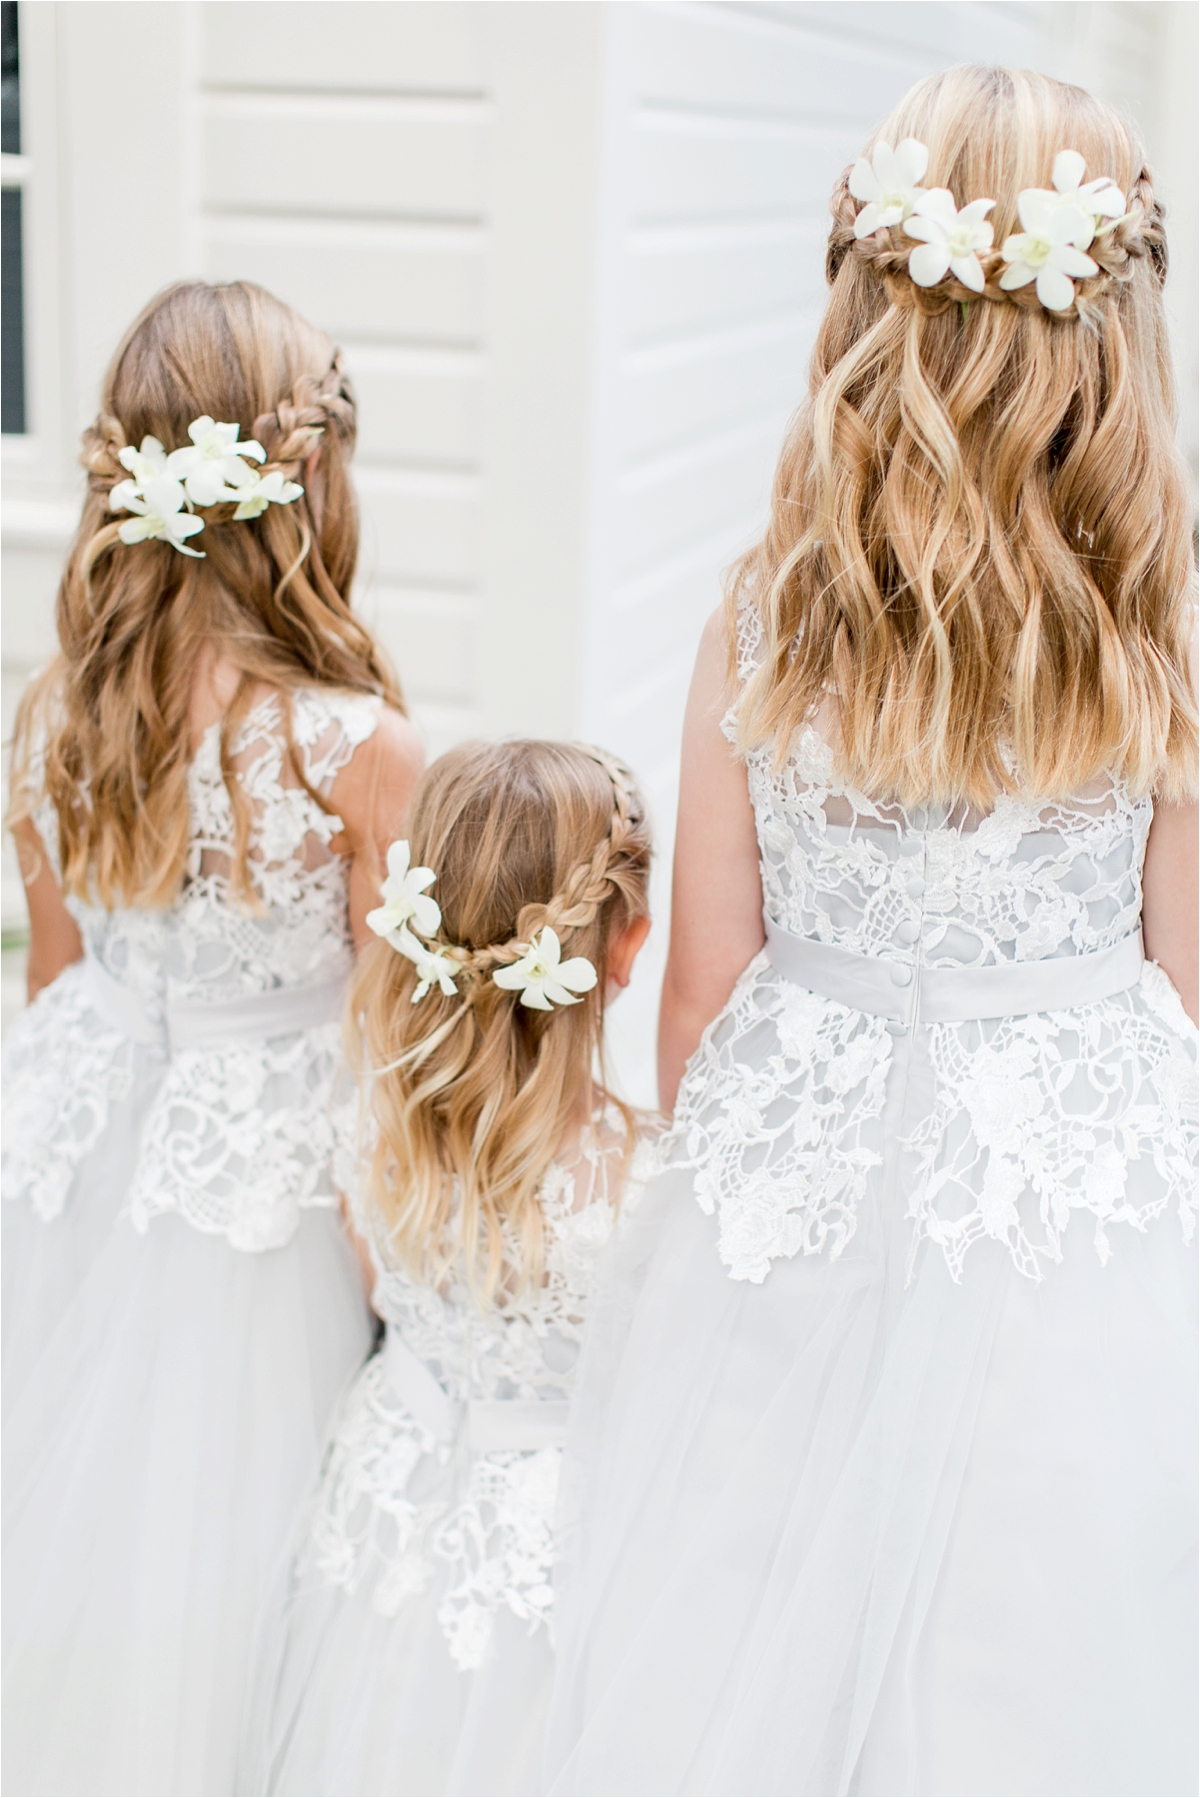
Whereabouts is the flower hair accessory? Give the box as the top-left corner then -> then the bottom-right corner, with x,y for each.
108,414 -> 303,557
366,838 -> 600,1012
366,840 -> 441,947
998,150 -> 1127,312
848,141 -> 1134,315
491,927 -> 597,1011
396,930 -> 462,1003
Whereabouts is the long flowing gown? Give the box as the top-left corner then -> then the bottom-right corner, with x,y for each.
2,688 -> 379,1796
243,1113 -> 647,1797
544,604 -> 1198,1798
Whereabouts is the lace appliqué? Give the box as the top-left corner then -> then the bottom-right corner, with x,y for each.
693,589 -> 1196,1286
664,954 -> 893,1284
906,965 -> 1199,1282
0,961 -> 135,1221
433,1449 -> 560,1671
5,687 -> 382,1248
299,1125 -> 642,1669
126,1024 -> 344,1250
302,1356 -> 444,1616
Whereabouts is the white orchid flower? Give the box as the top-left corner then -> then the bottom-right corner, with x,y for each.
166,416 -> 267,508
849,138 -> 929,239
492,927 -> 597,1012
394,928 -> 461,1002
904,189 -> 996,293
111,475 -> 206,557
365,840 -> 442,947
1000,190 -> 1099,312
232,468 -> 305,520
1047,150 -> 1127,244
117,435 -> 169,486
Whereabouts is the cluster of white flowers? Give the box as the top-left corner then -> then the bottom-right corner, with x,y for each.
849,140 -> 1128,313
108,416 -> 304,557
366,840 -> 598,1012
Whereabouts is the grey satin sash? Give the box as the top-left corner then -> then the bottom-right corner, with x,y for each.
81,949 -> 347,1052
383,1326 -> 568,1454
763,915 -> 1144,1026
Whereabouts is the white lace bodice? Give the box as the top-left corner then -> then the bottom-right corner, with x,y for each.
42,688 -> 380,1004
665,599 -> 1197,1285
733,602 -> 1150,971
4,686 -> 383,1247
302,1119 -> 649,1671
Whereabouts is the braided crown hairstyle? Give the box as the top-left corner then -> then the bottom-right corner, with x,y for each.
729,65 -> 1196,809
828,164 -> 1166,321
11,280 -> 402,907
348,739 -> 652,1304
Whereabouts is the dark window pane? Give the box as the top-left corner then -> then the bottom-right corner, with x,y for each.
2,185 -> 25,432
1,3 -> 18,157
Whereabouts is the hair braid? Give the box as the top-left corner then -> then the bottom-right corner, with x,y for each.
252,358 -> 356,479
423,746 -> 645,991
827,162 -> 1165,320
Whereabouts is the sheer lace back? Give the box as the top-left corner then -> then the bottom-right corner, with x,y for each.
730,599 -> 1150,971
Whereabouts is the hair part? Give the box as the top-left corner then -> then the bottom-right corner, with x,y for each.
11,279 -> 403,907
729,64 -> 1197,807
348,739 -> 652,1306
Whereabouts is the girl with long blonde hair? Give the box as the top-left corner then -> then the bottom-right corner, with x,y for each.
2,279 -> 423,1795
545,66 -> 1198,1796
243,738 -> 653,1796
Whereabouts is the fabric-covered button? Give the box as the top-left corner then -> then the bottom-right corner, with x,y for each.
906,875 -> 926,898
890,963 -> 913,987
895,920 -> 919,944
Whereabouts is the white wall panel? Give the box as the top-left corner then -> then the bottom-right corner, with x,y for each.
621,318 -> 809,460
629,218 -> 822,339
202,93 -> 489,221
203,218 -> 486,343
341,344 -> 483,467
201,3 -> 484,94
355,466 -> 481,586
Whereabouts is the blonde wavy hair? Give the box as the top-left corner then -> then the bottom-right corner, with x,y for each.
10,279 -> 402,907
348,740 -> 652,1304
730,65 -> 1197,807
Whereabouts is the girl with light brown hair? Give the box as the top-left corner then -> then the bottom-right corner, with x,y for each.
545,67 -> 1198,1796
242,738 -> 652,1796
2,279 -> 423,1795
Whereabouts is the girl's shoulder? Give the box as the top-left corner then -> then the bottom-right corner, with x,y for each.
226,681 -> 421,817
231,681 -> 386,787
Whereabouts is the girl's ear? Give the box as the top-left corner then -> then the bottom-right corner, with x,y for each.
606,913 -> 651,992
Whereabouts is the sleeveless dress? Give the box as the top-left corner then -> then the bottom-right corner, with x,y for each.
544,606 -> 1198,1798
2,687 -> 379,1796
243,1110 -> 649,1797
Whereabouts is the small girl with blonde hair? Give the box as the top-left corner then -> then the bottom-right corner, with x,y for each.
2,279 -> 423,1794
245,737 -> 652,1797
546,65 -> 1198,1797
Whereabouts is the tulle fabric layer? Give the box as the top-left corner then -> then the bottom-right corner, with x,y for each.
2,1202 -> 372,1797
546,1155 -> 1197,1795
245,1567 -> 554,1796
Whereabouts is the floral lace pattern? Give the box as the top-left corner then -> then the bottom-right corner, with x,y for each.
3,687 -> 382,1248
0,961 -> 135,1221
668,594 -> 1198,1285
906,962 -> 1199,1280
668,956 -> 893,1284
299,1124 -> 647,1669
